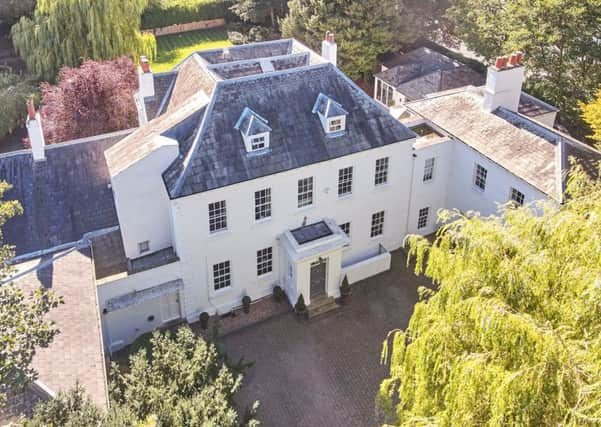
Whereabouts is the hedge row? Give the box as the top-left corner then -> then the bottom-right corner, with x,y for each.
141,0 -> 233,30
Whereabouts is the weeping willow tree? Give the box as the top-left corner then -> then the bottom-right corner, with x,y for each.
11,0 -> 156,82
379,167 -> 601,426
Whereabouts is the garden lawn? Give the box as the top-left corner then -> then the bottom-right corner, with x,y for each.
153,28 -> 232,72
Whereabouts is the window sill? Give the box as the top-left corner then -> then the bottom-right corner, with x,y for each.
297,203 -> 315,212
374,182 -> 391,190
255,217 -> 272,225
370,234 -> 384,241
258,271 -> 274,279
337,193 -> 353,201
212,286 -> 233,297
473,185 -> 486,193
209,229 -> 230,238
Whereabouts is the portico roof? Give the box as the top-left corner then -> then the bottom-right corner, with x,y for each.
281,219 -> 350,262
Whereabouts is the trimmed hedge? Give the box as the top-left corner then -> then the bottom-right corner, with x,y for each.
142,0 -> 233,30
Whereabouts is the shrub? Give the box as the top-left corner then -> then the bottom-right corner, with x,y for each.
340,275 -> 351,297
199,311 -> 210,329
142,0 -> 232,29
242,295 -> 251,313
273,285 -> 284,302
294,294 -> 306,314
247,25 -> 273,42
0,71 -> 38,140
39,57 -> 138,144
227,30 -> 246,45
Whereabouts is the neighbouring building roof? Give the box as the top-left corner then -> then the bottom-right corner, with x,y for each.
376,47 -> 486,101
167,55 -> 217,112
407,87 -> 601,200
162,63 -> 415,198
0,131 -> 130,256
14,248 -> 108,410
143,71 -> 177,120
378,47 -> 558,119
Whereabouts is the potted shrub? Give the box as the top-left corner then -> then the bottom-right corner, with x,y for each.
199,312 -> 210,330
294,294 -> 307,315
273,285 -> 284,303
340,275 -> 351,299
242,295 -> 251,313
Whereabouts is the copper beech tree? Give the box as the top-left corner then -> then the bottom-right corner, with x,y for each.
38,57 -> 139,145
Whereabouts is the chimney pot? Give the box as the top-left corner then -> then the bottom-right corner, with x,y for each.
324,31 -> 331,41
508,53 -> 519,66
328,33 -> 335,43
495,56 -> 508,69
515,51 -> 524,64
140,56 -> 151,73
27,99 -> 36,121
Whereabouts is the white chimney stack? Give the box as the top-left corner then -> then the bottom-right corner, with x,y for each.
138,55 -> 155,98
321,31 -> 337,67
483,52 -> 525,112
26,100 -> 46,162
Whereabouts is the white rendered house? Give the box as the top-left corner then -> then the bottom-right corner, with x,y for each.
7,36 -> 599,355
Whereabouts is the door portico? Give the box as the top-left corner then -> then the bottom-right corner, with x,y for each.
280,218 -> 350,306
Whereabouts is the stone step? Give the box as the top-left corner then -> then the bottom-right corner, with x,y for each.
307,296 -> 339,319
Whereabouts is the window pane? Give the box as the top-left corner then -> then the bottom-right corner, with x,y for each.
474,164 -> 487,190
256,247 -> 273,276
254,188 -> 272,220
375,157 -> 389,186
339,222 -> 351,237
417,207 -> 429,229
510,187 -> 525,206
297,177 -> 314,208
213,260 -> 231,290
423,157 -> 435,182
208,200 -> 227,233
338,166 -> 353,196
370,211 -> 385,237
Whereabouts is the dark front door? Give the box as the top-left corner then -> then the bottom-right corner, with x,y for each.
310,259 -> 327,299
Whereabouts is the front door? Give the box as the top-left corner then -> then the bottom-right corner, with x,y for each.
310,259 -> 327,299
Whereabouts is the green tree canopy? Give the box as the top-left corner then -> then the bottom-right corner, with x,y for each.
11,0 -> 156,81
0,72 -> 38,140
379,168 -> 601,425
0,0 -> 36,26
446,0 -> 601,140
281,0 -> 405,80
230,0 -> 287,29
580,89 -> 601,150
0,181 -> 63,408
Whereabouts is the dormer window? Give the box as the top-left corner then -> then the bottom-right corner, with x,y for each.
312,93 -> 348,137
234,107 -> 272,153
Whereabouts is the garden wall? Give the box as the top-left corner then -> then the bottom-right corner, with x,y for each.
145,18 -> 226,36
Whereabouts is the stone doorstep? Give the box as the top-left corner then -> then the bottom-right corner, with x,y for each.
307,295 -> 339,319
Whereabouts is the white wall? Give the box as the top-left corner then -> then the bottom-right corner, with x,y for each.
446,140 -> 548,216
111,137 -> 178,259
169,140 -> 415,320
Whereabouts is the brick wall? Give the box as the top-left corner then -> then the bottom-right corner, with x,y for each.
145,18 -> 225,37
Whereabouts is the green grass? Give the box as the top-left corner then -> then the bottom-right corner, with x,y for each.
153,28 -> 232,72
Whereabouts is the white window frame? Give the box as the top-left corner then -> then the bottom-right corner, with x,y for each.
138,240 -> 150,254
297,177 -> 314,208
376,78 -> 395,106
213,260 -> 231,291
338,166 -> 353,197
328,117 -> 344,132
370,211 -> 385,238
256,247 -> 273,276
417,207 -> 429,229
250,135 -> 266,150
375,157 -> 389,186
423,157 -> 435,182
510,187 -> 525,206
208,200 -> 227,233
254,188 -> 272,221
339,222 -> 351,237
474,164 -> 487,191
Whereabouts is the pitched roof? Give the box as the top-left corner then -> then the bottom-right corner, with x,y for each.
15,249 -> 108,409
0,132 -> 130,256
376,47 -> 486,100
143,71 -> 177,119
234,107 -> 272,136
163,63 -> 415,198
167,54 -> 216,113
312,93 -> 348,118
407,87 -> 601,200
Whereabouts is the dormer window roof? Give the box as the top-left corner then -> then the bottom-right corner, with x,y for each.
312,93 -> 348,136
234,107 -> 272,153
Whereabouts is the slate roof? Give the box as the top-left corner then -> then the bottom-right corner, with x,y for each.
197,40 -> 294,64
167,54 -> 216,112
0,131 -> 130,256
163,63 -> 415,198
407,87 -> 601,200
376,47 -> 486,100
143,71 -> 177,120
235,108 -> 272,136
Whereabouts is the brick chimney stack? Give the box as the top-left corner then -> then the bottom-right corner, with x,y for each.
25,99 -> 46,162
138,55 -> 155,98
321,31 -> 338,67
483,51 -> 525,112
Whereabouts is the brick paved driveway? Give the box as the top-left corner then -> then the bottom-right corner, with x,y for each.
221,249 -> 426,427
